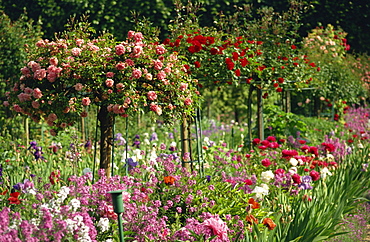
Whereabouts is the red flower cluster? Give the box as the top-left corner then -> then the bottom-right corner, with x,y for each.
164,176 -> 176,185
281,149 -> 299,159
8,192 -> 21,205
49,170 -> 61,185
321,142 -> 336,153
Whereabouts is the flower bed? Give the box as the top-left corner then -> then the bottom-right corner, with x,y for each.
0,106 -> 369,241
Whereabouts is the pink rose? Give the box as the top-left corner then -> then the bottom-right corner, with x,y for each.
49,57 -> 58,66
82,97 -> 91,106
115,44 -> 126,55
76,39 -> 84,46
115,62 -> 126,70
24,87 -> 33,94
106,72 -> 115,78
47,113 -> 57,122
147,91 -> 157,101
21,67 -> 30,75
32,101 -> 40,109
71,47 -> 82,56
28,61 -> 41,72
202,217 -> 229,240
74,83 -> 83,91
153,60 -> 163,70
3,101 -> 9,107
157,71 -> 166,80
116,83 -> 124,89
184,98 -> 193,106
34,69 -> 47,80
150,103 -> 162,116
17,93 -> 32,102
13,104 -> 22,113
163,67 -> 171,73
132,69 -> 142,79
105,79 -> 114,87
180,83 -> 188,91
126,59 -> 134,66
132,46 -> 143,57
156,45 -> 166,55
127,30 -> 135,39
145,73 -> 153,80
134,32 -> 144,42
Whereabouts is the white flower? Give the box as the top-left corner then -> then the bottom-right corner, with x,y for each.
357,142 -> 364,149
320,167 -> 332,180
252,184 -> 269,199
143,138 -> 150,145
170,141 -> 177,147
260,170 -> 274,183
69,198 -> 81,211
289,158 -> 298,166
97,217 -> 110,232
132,149 -> 142,160
288,167 -> 298,174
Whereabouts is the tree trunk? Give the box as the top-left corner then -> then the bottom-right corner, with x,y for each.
256,88 -> 264,140
98,105 -> 113,178
180,115 -> 192,171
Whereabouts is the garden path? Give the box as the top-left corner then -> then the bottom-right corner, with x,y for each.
365,224 -> 370,241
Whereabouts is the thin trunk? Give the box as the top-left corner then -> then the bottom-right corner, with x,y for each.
257,88 -> 264,140
98,106 -> 113,178
180,115 -> 192,171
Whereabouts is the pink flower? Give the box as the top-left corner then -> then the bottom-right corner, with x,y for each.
180,83 -> 188,91
106,72 -> 114,78
17,93 -> 32,102
150,103 -> 162,115
13,104 -> 22,113
32,101 -> 40,109
127,30 -> 135,39
82,97 -> 91,106
156,45 -> 166,55
309,170 -> 320,181
71,47 -> 82,56
147,91 -> 157,101
105,79 -> 114,87
134,32 -> 144,42
115,62 -> 126,70
47,113 -> 57,122
21,67 -> 30,75
132,69 -> 142,79
153,60 -> 163,70
34,69 -> 47,80
261,158 -> 271,167
3,101 -> 9,107
76,39 -> 84,46
126,59 -> 135,66
184,98 -> 193,106
49,57 -> 58,66
202,217 -> 229,240
157,71 -> 166,80
145,73 -> 153,80
74,83 -> 83,91
28,61 -> 41,72
132,46 -> 143,57
116,83 -> 124,89
115,44 -> 126,55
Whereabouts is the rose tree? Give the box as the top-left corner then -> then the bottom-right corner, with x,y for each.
5,22 -> 200,176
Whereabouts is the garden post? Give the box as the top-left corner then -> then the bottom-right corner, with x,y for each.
108,190 -> 125,242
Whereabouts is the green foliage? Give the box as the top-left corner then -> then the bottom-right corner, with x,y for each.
263,105 -> 308,139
